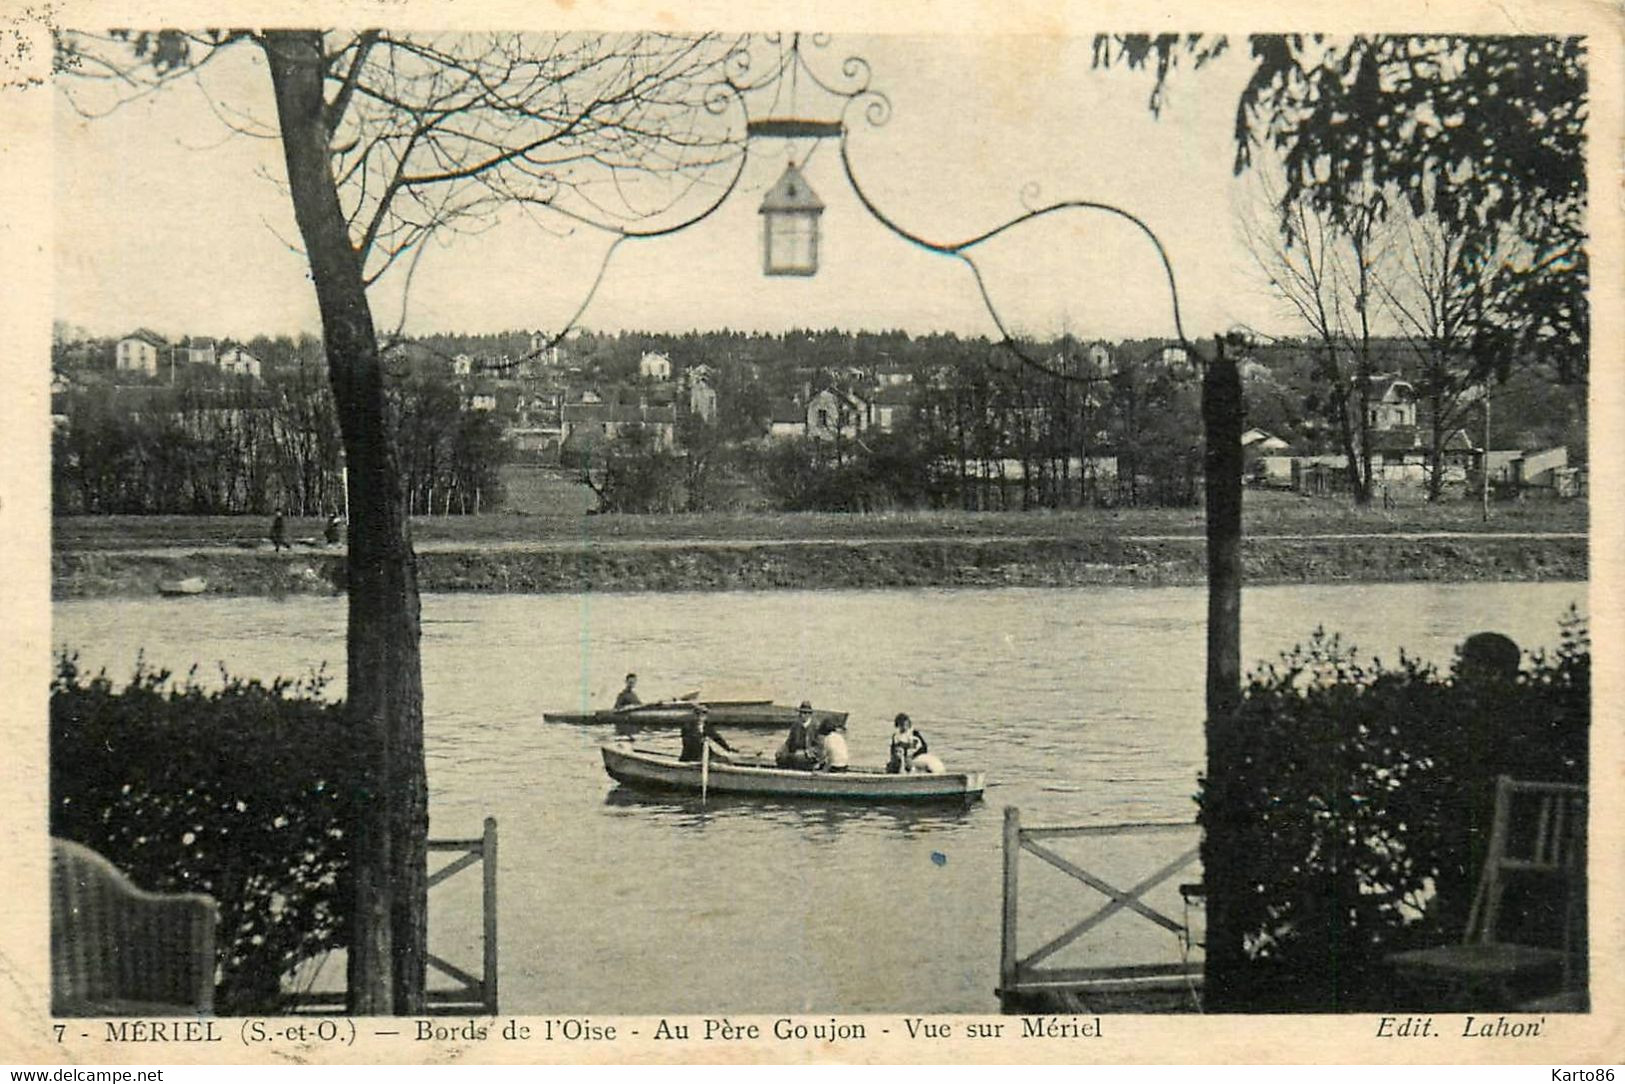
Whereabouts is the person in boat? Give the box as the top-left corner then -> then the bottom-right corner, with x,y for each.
887,713 -> 929,774
678,704 -> 735,764
614,673 -> 641,711
813,716 -> 850,773
775,700 -> 820,769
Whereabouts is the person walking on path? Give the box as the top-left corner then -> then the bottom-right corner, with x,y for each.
270,510 -> 289,552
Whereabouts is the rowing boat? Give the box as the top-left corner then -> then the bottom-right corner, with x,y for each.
600,743 -> 985,803
157,576 -> 208,597
545,700 -> 847,730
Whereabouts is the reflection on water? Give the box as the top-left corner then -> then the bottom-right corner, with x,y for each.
53,581 -> 1584,1013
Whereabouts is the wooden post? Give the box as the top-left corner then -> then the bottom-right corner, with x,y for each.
1201,335 -> 1245,1010
1000,805 -> 1021,1008
1481,388 -> 1491,523
482,816 -> 498,1014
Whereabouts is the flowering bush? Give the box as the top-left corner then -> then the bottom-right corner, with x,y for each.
50,654 -> 357,1013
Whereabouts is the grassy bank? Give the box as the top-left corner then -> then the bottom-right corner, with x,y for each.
53,532 -> 1587,599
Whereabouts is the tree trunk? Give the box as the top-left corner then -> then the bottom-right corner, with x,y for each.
1426,388 -> 1446,503
1200,338 -> 1245,1010
264,30 -> 428,1016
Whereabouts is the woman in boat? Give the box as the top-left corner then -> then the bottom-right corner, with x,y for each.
678,704 -> 735,763
775,701 -> 819,769
887,713 -> 928,773
614,673 -> 641,711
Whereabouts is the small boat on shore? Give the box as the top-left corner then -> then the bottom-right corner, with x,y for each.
157,576 -> 208,597
601,744 -> 985,804
546,700 -> 847,731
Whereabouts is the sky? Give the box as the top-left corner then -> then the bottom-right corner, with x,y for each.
52,32 -> 1297,345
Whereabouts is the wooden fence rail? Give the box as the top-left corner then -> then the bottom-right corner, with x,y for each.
999,806 -> 1203,1012
285,816 -> 498,1015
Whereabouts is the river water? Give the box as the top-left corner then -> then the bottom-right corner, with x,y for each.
53,581 -> 1585,1013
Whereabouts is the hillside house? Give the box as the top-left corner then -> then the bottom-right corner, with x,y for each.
1367,376 -> 1418,430
217,345 -> 262,379
1485,446 -> 1571,495
806,387 -> 868,442
1155,345 -> 1192,378
560,401 -> 677,450
687,372 -> 718,424
768,400 -> 805,440
1242,429 -> 1293,487
1086,343 -> 1114,377
526,333 -> 564,368
172,337 -> 217,370
1241,428 -> 1290,453
869,385 -> 914,433
1367,427 -> 1478,469
116,330 -> 165,377
639,351 -> 673,381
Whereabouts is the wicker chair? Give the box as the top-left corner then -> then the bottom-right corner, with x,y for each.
51,838 -> 219,1016
1388,776 -> 1587,1010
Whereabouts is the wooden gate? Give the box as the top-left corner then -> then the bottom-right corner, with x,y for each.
998,806 -> 1202,1011
424,816 -> 499,1014
284,816 -> 498,1015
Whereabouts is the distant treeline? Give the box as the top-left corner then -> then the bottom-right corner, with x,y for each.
52,364 -> 505,517
53,325 -> 1585,516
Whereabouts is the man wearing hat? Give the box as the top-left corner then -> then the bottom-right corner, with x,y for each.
679,703 -> 735,763
774,701 -> 819,769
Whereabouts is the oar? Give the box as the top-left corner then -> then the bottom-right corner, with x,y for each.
700,736 -> 710,805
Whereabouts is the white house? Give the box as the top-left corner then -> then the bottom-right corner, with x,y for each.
453,353 -> 474,377
217,345 -> 262,379
172,337 -> 217,369
1367,376 -> 1418,430
116,330 -> 165,376
639,351 -> 673,381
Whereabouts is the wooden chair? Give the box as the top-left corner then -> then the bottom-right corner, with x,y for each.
51,838 -> 219,1016
1388,776 -> 1587,1009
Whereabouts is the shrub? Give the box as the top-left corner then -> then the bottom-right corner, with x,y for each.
49,653 -> 357,1013
1200,610 -> 1588,1010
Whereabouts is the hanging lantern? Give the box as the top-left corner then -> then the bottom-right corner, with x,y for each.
758,161 -> 824,276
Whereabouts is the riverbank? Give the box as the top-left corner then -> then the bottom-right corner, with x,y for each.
52,531 -> 1587,599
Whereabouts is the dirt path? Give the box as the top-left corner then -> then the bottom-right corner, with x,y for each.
64,530 -> 1589,560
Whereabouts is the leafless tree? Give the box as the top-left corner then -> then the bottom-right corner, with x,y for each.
1240,171 -> 1391,504
57,28 -> 741,1013
1375,210 -> 1512,501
